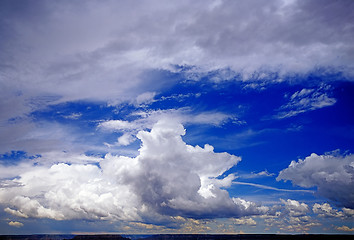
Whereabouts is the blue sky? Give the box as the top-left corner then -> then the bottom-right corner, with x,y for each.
1,0 -> 354,235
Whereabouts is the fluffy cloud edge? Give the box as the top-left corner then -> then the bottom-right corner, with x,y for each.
0,119 -> 267,223
277,151 -> 354,208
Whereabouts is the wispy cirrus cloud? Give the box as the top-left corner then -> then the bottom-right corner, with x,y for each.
238,170 -> 275,179
275,86 -> 336,119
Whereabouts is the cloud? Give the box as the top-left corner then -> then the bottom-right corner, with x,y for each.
239,170 -> 275,179
233,217 -> 256,226
8,221 -> 23,228
5,207 -> 29,218
0,119 -> 265,223
276,86 -> 336,118
0,151 -> 102,179
99,108 -> 233,130
63,113 -> 82,120
232,181 -> 314,193
312,203 -> 344,218
98,108 -> 233,146
277,151 -> 354,208
0,116 -> 95,157
135,92 -> 156,106
280,199 -> 309,217
117,133 -> 135,146
99,120 -> 135,131
336,225 -> 354,232
312,203 -> 354,218
0,0 -> 352,162
262,199 -> 319,232
1,0 -> 353,125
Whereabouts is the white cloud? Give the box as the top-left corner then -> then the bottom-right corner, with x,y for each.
312,203 -> 354,218
135,92 -> 156,106
233,217 -> 256,226
63,113 -> 82,120
0,119 -> 265,222
5,207 -> 29,218
232,181 -> 314,193
277,152 -> 354,208
239,170 -> 275,179
262,199 -> 319,233
312,203 -> 344,218
8,221 -> 23,228
336,225 -> 354,232
276,86 -> 336,118
98,108 -> 233,146
117,133 -> 135,146
0,0 -> 353,127
255,170 -> 275,177
280,199 -> 309,217
342,207 -> 354,218
0,0 -> 352,165
0,117 -> 98,157
0,151 -> 103,179
99,120 -> 135,131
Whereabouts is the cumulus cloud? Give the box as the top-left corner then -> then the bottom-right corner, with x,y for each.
336,225 -> 354,232
8,221 -> 24,228
233,217 -> 256,226
0,119 -> 265,223
262,199 -> 318,232
280,199 -> 309,217
312,203 -> 344,218
312,203 -> 354,218
277,152 -> 354,208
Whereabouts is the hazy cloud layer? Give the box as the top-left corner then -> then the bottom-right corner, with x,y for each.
277,152 -> 354,208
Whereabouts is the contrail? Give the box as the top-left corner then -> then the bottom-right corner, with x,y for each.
233,181 -> 315,193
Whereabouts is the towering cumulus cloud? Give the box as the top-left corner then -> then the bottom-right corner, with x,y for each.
277,152 -> 354,208
0,119 -> 264,222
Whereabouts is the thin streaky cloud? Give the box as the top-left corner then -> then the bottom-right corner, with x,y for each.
233,181 -> 315,194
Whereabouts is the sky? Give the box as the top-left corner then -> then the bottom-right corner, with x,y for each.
0,0 -> 354,235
